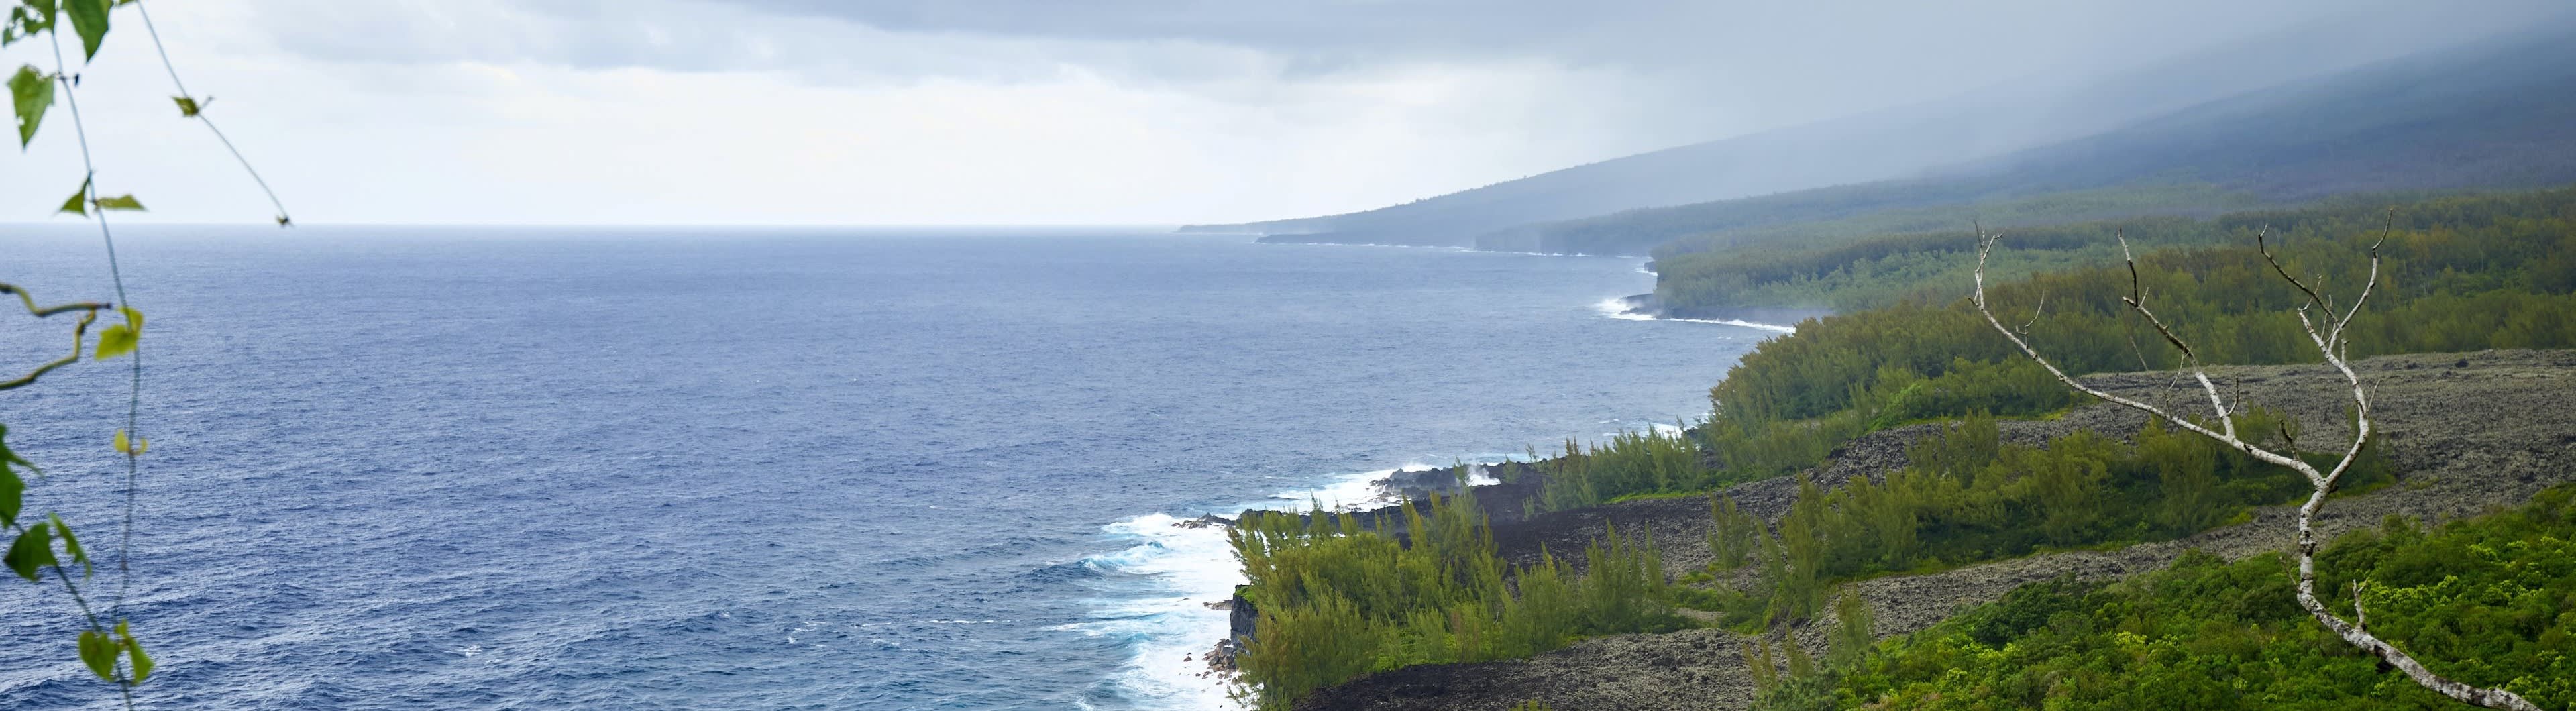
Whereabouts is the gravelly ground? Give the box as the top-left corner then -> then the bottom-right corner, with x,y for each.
1294,350 -> 2576,711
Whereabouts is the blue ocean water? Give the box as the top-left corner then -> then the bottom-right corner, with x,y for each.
0,227 -> 1776,709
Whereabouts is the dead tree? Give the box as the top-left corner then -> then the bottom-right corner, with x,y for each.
1969,223 -> 2540,710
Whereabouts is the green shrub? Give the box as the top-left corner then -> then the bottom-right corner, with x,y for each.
1230,493 -> 1685,709
1831,485 -> 2576,709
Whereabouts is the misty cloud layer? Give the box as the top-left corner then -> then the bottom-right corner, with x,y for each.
1,0 -> 2567,224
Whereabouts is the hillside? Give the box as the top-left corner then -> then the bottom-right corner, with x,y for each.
1511,22 -> 2576,258
1293,351 -> 2576,710
1223,187 -> 2576,710
1179,28 -> 2453,248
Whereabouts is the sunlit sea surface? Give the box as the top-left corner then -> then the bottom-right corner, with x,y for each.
0,227 -> 1777,709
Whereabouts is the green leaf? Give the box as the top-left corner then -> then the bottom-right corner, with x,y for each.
111,429 -> 144,456
64,0 -> 104,61
58,176 -> 88,215
77,628 -> 116,681
47,512 -> 86,578
5,2 -> 59,47
94,307 -> 139,360
6,521 -> 55,582
10,64 -> 52,147
116,620 -> 150,683
0,468 -> 21,529
95,324 -> 131,358
171,95 -> 199,117
0,423 -> 31,474
93,193 -> 142,211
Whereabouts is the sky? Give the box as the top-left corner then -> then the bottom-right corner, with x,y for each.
0,0 -> 2566,225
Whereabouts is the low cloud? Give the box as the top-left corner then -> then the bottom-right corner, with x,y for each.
1,0 -> 2566,224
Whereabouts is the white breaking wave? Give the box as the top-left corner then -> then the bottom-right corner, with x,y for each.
1067,512 -> 1251,710
1591,298 -> 1799,334
1075,459 -> 1518,710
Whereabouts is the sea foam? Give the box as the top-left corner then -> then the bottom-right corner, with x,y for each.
1593,297 -> 1799,333
1075,460 -> 1511,710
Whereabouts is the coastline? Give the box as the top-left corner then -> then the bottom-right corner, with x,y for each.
1275,350 -> 2576,710
1595,294 -> 1817,334
1072,461 -> 1529,710
1074,263 -> 1805,710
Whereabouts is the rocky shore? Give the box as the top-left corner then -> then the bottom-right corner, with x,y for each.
1607,293 -> 1831,327
1228,349 -> 2576,710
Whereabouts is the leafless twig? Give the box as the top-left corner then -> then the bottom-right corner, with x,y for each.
1971,229 -> 2538,710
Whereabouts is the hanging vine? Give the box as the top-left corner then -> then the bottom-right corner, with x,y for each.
5,0 -> 288,706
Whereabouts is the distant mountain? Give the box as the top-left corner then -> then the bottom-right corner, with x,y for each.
1498,22 -> 2576,257
1182,26 -> 2520,248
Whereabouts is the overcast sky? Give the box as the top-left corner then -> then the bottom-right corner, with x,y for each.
1,0 -> 2564,225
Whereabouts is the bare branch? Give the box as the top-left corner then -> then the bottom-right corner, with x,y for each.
1972,226 -> 2540,710
2019,290 -> 2046,335
2257,226 -> 2334,317
2328,209 -> 2396,348
1971,232 -> 2282,468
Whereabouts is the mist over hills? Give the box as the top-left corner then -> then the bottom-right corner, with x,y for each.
1178,28 -> 2437,245
1199,21 -> 2576,257
1541,26 -> 2576,258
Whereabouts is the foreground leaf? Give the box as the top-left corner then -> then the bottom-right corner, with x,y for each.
6,521 -> 55,582
110,429 -> 144,456
77,628 -> 115,680
64,0 -> 104,61
0,468 -> 21,528
10,64 -> 50,146
170,95 -> 201,117
58,176 -> 88,215
94,307 -> 139,360
116,620 -> 150,683
92,193 -> 142,211
47,512 -> 87,577
0,422 -> 28,475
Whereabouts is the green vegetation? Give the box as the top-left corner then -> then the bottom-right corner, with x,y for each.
1497,178 -> 2254,258
1538,428 -> 1707,511
1685,188 -> 2576,500
1652,212 -> 2224,315
1228,492 -> 1684,710
1654,187 -> 2576,317
1748,589 -> 1877,711
5,0 -> 287,704
1820,484 -> 2576,709
1235,186 -> 2576,706
1692,412 -> 2392,629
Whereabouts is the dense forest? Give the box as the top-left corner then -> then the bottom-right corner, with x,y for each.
1230,184 -> 2576,709
1650,187 -> 2576,317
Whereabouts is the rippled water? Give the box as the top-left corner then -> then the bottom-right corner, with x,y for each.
0,227 -> 1774,709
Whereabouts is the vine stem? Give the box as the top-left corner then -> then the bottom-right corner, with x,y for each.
131,0 -> 291,225
50,21 -> 145,710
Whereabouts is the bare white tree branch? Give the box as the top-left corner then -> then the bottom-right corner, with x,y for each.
1971,228 -> 2540,710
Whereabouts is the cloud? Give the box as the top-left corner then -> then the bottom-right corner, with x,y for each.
1,0 -> 2567,224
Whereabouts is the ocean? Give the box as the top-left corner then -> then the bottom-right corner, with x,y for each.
0,227 -> 1778,709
